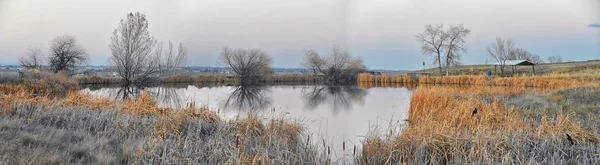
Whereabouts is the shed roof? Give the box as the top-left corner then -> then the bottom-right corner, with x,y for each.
494,60 -> 535,66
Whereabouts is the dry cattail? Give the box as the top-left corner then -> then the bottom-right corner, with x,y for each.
236,135 -> 239,149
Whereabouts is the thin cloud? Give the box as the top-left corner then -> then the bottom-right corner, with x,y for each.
589,23 -> 600,28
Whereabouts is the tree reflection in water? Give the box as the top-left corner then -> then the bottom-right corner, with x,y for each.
105,84 -> 187,108
301,86 -> 368,114
222,85 -> 272,111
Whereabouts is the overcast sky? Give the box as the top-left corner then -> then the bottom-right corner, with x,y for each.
1,0 -> 598,70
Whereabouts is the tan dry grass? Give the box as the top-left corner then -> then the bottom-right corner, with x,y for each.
358,73 -> 592,88
361,86 -> 599,164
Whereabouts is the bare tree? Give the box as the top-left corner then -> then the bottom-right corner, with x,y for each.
511,48 -> 543,64
109,12 -> 160,84
348,56 -> 366,71
19,47 -> 45,70
529,54 -> 544,64
443,24 -> 471,75
303,49 -> 326,74
547,55 -> 563,63
48,35 -> 87,73
416,24 -> 448,76
219,47 -> 273,85
110,12 -> 188,84
302,46 -> 366,84
486,38 -> 515,75
157,41 -> 188,77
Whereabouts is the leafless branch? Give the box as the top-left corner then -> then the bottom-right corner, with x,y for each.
219,47 -> 272,85
302,46 -> 365,84
486,38 -> 515,75
547,55 -> 563,63
48,35 -> 87,73
19,47 -> 45,70
416,24 -> 469,76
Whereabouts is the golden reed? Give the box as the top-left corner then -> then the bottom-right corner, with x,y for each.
357,73 -> 591,88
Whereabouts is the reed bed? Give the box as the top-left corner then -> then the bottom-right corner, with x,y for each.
162,74 -> 324,84
358,81 -> 418,90
0,71 -> 78,98
75,75 -> 122,84
358,73 -> 591,88
74,74 -> 240,85
357,73 -> 417,84
262,74 -> 324,84
74,74 -> 324,85
543,72 -> 600,82
359,86 -> 600,164
0,71 -> 21,84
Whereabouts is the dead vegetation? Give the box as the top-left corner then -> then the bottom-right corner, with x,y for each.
2,68 -> 600,164
358,72 -> 596,88
0,82 -> 328,164
359,85 -> 600,164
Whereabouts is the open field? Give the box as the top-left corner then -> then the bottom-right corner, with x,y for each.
410,60 -> 600,76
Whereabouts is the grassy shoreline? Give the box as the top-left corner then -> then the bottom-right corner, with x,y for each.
1,71 -> 600,164
357,72 -> 598,88
75,74 -> 326,86
0,86 -> 329,164
359,85 -> 600,164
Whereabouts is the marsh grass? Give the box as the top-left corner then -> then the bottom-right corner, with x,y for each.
76,73 -> 324,86
75,75 -> 122,84
358,73 -> 593,88
0,71 -> 21,84
3,70 -> 600,164
0,84 -> 329,164
358,85 -> 600,164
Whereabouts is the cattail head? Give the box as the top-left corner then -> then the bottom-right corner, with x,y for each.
235,135 -> 239,149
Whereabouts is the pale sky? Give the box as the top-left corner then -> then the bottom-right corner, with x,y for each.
1,0 -> 599,70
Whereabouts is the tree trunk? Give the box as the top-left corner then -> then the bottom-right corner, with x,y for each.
437,54 -> 443,77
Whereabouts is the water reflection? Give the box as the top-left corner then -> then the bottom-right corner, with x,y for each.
301,86 -> 368,114
86,84 -> 188,108
113,84 -> 143,100
222,85 -> 272,111
152,86 -> 187,108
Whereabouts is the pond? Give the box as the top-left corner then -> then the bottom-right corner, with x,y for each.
81,84 -> 414,157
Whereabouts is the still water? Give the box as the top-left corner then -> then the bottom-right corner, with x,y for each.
81,85 -> 413,156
